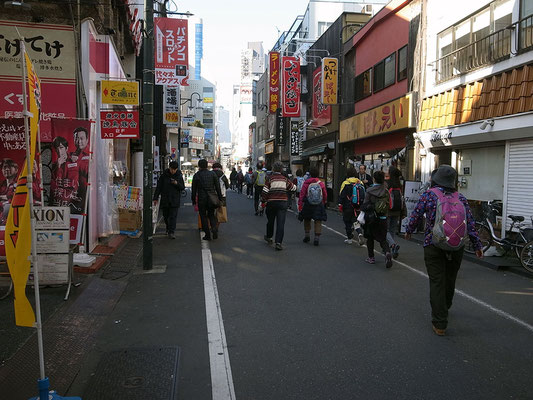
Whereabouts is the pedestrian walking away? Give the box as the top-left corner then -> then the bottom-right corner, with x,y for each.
295,169 -> 305,206
358,164 -> 373,189
338,167 -> 365,245
191,159 -> 223,241
212,162 -> 230,230
261,161 -> 296,250
361,170 -> 392,268
153,161 -> 185,239
229,167 -> 238,191
245,167 -> 254,198
405,164 -> 483,336
236,167 -> 244,194
386,166 -> 405,259
253,161 -> 267,215
298,167 -> 327,246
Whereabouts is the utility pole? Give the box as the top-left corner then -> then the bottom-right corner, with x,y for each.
142,0 -> 154,270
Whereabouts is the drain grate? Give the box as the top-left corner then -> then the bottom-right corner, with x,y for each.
83,347 -> 180,400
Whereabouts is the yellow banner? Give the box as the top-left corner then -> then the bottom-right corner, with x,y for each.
5,50 -> 40,327
101,80 -> 139,105
321,57 -> 338,105
340,94 -> 413,143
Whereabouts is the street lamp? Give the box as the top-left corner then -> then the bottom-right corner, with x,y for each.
181,92 -> 203,115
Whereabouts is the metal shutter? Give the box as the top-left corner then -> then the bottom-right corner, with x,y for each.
505,139 -> 533,230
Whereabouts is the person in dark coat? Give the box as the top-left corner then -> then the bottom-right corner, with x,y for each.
298,167 -> 327,246
358,164 -> 373,188
338,167 -> 365,245
229,167 -> 238,191
153,161 -> 185,239
361,170 -> 392,268
192,159 -> 223,240
386,166 -> 404,259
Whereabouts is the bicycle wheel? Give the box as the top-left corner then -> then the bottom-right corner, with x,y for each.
0,279 -> 13,300
514,233 -> 528,259
465,222 -> 492,254
519,240 -> 533,274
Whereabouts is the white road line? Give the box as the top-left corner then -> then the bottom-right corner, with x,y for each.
292,212 -> 533,334
200,234 -> 236,400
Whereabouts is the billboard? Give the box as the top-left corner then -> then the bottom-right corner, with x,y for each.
154,18 -> 189,86
321,57 -> 338,105
281,57 -> 300,117
268,51 -> 280,113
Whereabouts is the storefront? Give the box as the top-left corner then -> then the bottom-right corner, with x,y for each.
264,139 -> 275,168
300,142 -> 335,202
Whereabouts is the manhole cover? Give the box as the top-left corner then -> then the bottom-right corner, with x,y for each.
84,347 -> 180,400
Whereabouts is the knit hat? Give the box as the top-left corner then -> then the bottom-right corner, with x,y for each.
432,165 -> 457,189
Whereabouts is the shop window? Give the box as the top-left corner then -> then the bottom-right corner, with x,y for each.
397,46 -> 408,81
354,68 -> 371,101
373,53 -> 395,93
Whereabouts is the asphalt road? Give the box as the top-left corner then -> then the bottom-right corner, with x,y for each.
67,189 -> 533,400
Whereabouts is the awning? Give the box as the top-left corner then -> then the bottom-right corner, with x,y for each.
300,142 -> 335,157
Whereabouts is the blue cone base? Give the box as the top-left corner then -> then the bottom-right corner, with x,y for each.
29,391 -> 81,400
29,378 -> 81,400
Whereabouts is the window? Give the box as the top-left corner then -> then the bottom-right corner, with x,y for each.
520,0 -> 533,49
354,68 -> 371,101
317,21 -> 333,36
373,53 -> 396,93
397,46 -> 408,81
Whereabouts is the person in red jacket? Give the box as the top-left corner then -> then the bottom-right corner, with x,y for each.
298,167 -> 327,246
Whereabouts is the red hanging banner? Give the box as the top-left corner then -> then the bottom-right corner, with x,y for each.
281,57 -> 301,117
312,67 -> 331,127
154,17 -> 189,86
100,110 -> 140,139
268,52 -> 280,114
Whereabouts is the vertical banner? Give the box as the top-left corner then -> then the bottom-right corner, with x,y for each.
275,109 -> 288,146
164,85 -> 180,126
268,51 -> 280,113
154,18 -> 189,86
321,57 -> 338,105
181,128 -> 190,148
290,120 -> 301,156
281,57 -> 301,117
50,119 -> 91,243
312,67 -> 331,127
5,50 -> 41,327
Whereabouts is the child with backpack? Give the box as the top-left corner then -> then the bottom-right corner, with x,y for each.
245,167 -> 254,198
386,166 -> 404,259
253,162 -> 267,215
298,167 -> 327,246
405,165 -> 483,336
361,170 -> 392,268
338,168 -> 365,245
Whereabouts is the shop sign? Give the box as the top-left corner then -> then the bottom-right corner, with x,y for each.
154,18 -> 189,86
163,85 -> 180,126
312,67 -> 331,127
181,128 -> 190,148
275,109 -> 288,146
182,116 -> 195,123
265,140 -> 274,155
0,21 -> 76,142
101,80 -> 139,105
290,120 -> 302,156
203,97 -> 213,103
281,57 -> 300,117
268,51 -> 280,113
34,207 -> 70,230
430,130 -> 452,144
321,57 -> 338,105
100,110 -> 140,139
240,82 -> 253,104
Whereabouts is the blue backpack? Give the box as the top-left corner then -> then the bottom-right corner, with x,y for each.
351,183 -> 365,206
307,181 -> 323,205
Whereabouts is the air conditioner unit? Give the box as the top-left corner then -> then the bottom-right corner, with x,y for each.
362,4 -> 373,14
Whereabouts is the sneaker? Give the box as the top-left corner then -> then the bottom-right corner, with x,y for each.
275,243 -> 283,251
357,233 -> 366,246
344,238 -> 353,244
432,324 -> 446,336
385,252 -> 393,269
203,235 -> 211,241
168,233 -> 175,239
264,235 -> 273,244
303,236 -> 310,243
255,211 -> 259,216
392,244 -> 400,259
313,238 -> 319,246
365,257 -> 375,264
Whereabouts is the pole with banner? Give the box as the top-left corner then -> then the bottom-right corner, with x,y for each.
11,39 -> 80,400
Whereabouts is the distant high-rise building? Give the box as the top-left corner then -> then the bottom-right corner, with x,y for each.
216,106 -> 231,144
194,19 -> 203,80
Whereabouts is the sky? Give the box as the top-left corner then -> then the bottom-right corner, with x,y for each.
173,0 -> 310,111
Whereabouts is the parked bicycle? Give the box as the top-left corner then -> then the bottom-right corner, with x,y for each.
465,200 -> 533,273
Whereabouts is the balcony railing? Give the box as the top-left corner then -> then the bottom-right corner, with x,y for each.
435,15 -> 533,83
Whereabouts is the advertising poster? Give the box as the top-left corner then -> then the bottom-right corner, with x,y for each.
281,57 -> 300,117
268,51 -> 280,114
50,118 -> 91,242
163,85 -> 180,127
154,18 -> 189,86
401,181 -> 422,233
312,67 -> 331,127
0,20 -> 77,142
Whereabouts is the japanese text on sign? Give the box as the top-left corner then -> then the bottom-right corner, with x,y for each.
321,57 -> 338,105
100,111 -> 140,139
154,18 -> 189,86
269,52 -> 280,114
312,67 -> 331,128
101,81 -> 139,106
281,57 -> 300,117
164,85 -> 180,126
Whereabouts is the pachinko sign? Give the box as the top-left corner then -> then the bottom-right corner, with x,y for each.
154,18 -> 188,86
281,57 -> 300,117
268,51 -> 280,114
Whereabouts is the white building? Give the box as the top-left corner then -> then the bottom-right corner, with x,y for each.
417,0 -> 533,230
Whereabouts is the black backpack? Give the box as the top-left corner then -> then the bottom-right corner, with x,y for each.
389,188 -> 403,212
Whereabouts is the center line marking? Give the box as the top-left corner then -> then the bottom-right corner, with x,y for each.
201,233 -> 236,400
289,210 -> 533,334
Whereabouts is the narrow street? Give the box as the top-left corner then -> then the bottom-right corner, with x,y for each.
62,190 -> 533,400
